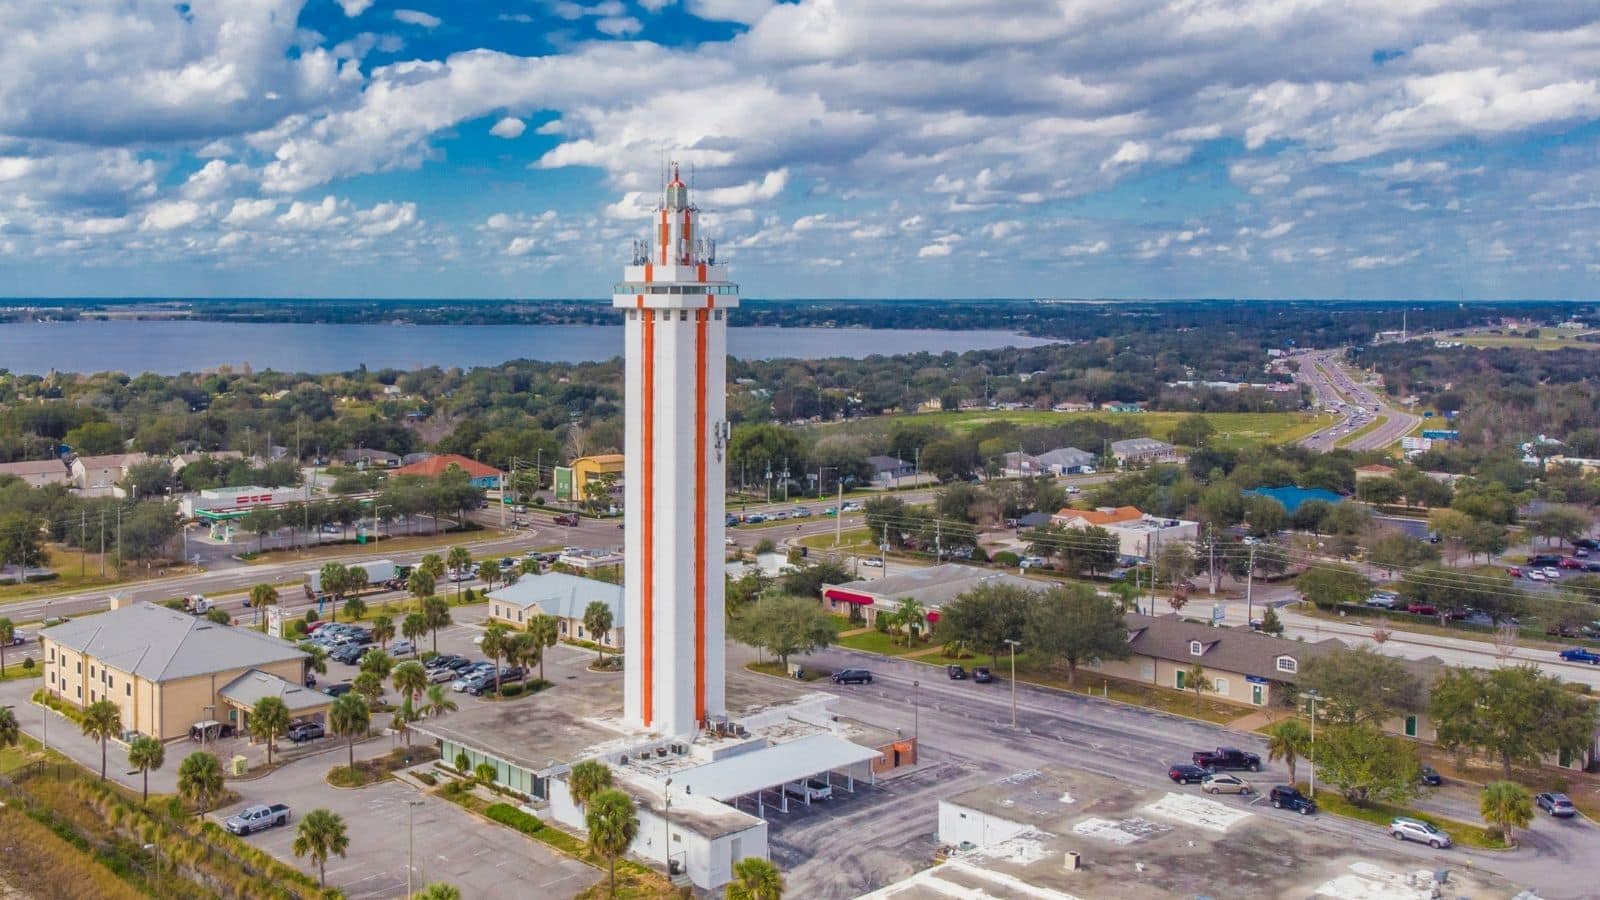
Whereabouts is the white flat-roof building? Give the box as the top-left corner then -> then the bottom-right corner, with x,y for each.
487,572 -> 624,647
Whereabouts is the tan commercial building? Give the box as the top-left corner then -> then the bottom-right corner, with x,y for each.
40,602 -> 315,741
487,572 -> 624,649
0,458 -> 75,488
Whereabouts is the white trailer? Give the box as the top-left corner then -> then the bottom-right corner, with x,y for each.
303,559 -> 398,595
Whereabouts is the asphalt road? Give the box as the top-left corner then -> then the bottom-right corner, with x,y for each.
1294,350 -> 1421,452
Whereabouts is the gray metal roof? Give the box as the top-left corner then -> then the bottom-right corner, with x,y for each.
219,668 -> 330,713
1111,438 -> 1174,454
1122,613 -> 1445,684
42,602 -> 306,682
826,563 -> 1047,610
1036,447 -> 1095,467
487,572 -> 623,620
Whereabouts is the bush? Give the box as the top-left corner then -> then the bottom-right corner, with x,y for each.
993,550 -> 1020,566
1563,682 -> 1591,695
874,616 -> 890,634
485,803 -> 543,836
162,599 -> 187,610
968,546 -> 989,563
455,751 -> 471,773
22,657 -> 34,670
415,771 -> 437,786
304,610 -> 318,624
499,683 -> 523,698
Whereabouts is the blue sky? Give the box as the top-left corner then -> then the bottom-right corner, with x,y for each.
1,0 -> 1598,300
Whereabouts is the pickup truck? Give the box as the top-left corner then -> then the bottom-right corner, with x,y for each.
1558,647 -> 1600,665
1192,747 -> 1261,771
224,804 -> 291,835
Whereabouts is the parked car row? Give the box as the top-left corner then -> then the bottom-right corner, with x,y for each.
945,665 -> 994,683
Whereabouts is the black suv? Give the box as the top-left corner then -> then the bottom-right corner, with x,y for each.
947,665 -> 967,680
831,668 -> 873,685
1269,785 -> 1316,815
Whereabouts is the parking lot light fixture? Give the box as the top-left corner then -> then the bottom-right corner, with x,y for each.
407,798 -> 425,898
912,681 -> 920,747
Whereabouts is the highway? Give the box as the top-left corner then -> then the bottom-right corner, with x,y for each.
1294,349 -> 1422,452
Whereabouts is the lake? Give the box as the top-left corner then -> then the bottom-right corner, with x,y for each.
0,320 -> 1054,375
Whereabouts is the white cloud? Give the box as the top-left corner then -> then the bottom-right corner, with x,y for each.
393,10 -> 443,29
338,0 -> 376,15
222,198 -> 278,226
356,201 -> 419,236
490,117 -> 527,139
277,196 -> 344,229
1063,240 -> 1108,256
700,169 -> 789,207
597,16 -> 643,36
140,200 -> 203,231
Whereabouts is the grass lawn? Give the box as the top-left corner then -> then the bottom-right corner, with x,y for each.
813,410 -> 1336,451
0,665 -> 43,683
1294,604 -> 1577,652
798,527 -> 875,554
1457,333 -> 1600,351
838,630 -> 927,656
1335,417 -> 1384,447
238,528 -> 505,565
1311,790 -> 1507,850
747,661 -> 831,682
0,545 -> 186,605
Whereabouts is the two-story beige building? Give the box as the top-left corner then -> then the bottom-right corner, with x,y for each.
40,602 -> 315,741
487,572 -> 624,649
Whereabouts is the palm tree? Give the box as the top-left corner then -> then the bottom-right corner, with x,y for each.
726,857 -> 784,900
509,632 -> 539,684
421,684 -> 458,719
360,649 -> 394,681
474,761 -> 498,786
319,562 -> 349,618
408,568 -> 436,604
529,615 -> 559,681
0,706 -> 21,752
298,640 -> 329,684
586,788 -> 639,898
249,696 -> 291,767
478,559 -> 502,591
249,583 -> 279,615
423,596 -> 452,653
81,699 -> 122,781
569,759 -> 613,810
402,612 -> 428,651
353,671 -> 385,706
584,601 -> 614,660
481,624 -> 510,696
1481,781 -> 1534,846
419,552 -> 446,582
347,565 -> 369,601
391,699 -> 416,747
371,615 -> 395,651
293,808 -> 350,888
329,693 -> 371,769
894,598 -> 925,646
127,735 -> 165,803
392,660 -> 428,707
416,884 -> 461,900
343,595 -> 368,623
177,751 -> 224,815
446,546 -> 472,603
1264,719 -> 1311,785
0,617 -> 15,675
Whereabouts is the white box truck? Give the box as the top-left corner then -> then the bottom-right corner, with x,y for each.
303,559 -> 398,595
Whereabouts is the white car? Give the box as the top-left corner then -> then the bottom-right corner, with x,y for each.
861,558 -> 884,568
1527,571 -> 1548,582
784,778 -> 833,802
1543,567 -> 1561,579
1201,773 -> 1254,795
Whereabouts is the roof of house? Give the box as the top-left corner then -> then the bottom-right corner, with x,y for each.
487,572 -> 623,620
1110,438 -> 1173,454
337,448 -> 400,462
1243,485 -> 1344,514
393,453 -> 503,479
1016,511 -> 1054,528
573,453 -> 625,466
42,602 -> 306,683
74,452 -> 148,469
1054,505 -> 1143,526
219,668 -> 331,714
1122,613 -> 1444,684
1355,464 -> 1397,475
171,451 -> 244,470
0,459 -> 73,477
866,455 -> 911,472
824,563 -> 1045,610
1036,447 -> 1095,467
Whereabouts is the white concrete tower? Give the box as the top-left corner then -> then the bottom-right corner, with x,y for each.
613,163 -> 737,738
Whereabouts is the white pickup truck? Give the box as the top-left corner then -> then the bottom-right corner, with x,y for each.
224,803 -> 291,835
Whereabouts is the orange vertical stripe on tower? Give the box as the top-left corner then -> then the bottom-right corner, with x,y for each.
658,210 -> 668,266
641,309 -> 656,727
697,263 -> 706,283
694,309 -> 708,725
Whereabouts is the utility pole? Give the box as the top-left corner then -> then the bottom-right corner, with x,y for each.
835,481 -> 844,547
881,523 -> 889,574
1207,524 -> 1216,595
781,457 -> 790,502
115,505 -> 122,576
1245,544 -> 1257,625
99,509 -> 105,577
1004,639 -> 1021,728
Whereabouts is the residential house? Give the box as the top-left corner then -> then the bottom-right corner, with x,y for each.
1001,447 -> 1095,478
867,455 -> 916,486
0,458 -> 75,488
169,450 -> 245,474
71,452 -> 149,492
486,572 -> 624,648
1109,438 -> 1177,465
1052,506 -> 1199,559
336,448 -> 401,468
393,452 -> 504,489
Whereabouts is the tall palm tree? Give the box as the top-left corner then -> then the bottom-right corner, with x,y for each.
347,566 -> 369,600
248,583 -> 278,615
0,617 -> 15,675
421,684 -> 458,719
481,624 -> 509,696
1481,781 -> 1534,847
0,706 -> 20,752
391,699 -> 416,747
319,562 -> 349,619
343,595 -> 368,623
297,640 -> 329,682
423,596 -> 452,653
177,751 -> 224,815
416,884 -> 461,900
127,735 -> 165,803
529,615 -> 559,681
402,611 -> 428,650
371,615 -> 395,651
408,568 -> 436,604
1264,719 -> 1311,785
585,788 -> 639,898
360,649 -> 394,681
508,633 -> 539,684
80,699 -> 122,781
249,696 -> 291,767
392,661 -> 428,707
584,602 -> 614,660
329,693 -> 371,769
569,759 -> 613,810
419,552 -> 446,582
293,808 -> 350,888
894,598 -> 925,646
353,671 -> 385,706
726,857 -> 784,900
446,546 -> 472,603
478,559 -> 502,591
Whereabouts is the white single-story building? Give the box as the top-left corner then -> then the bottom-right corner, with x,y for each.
486,572 -> 624,647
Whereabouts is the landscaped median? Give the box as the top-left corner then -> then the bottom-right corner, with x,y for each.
1309,789 -> 1508,850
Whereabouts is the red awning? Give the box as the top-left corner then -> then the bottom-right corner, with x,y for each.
824,588 -> 875,606
924,610 -> 941,624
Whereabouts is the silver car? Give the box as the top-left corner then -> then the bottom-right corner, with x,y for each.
1389,817 -> 1451,849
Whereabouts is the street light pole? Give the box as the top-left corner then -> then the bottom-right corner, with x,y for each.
912,680 -> 920,749
407,799 -> 424,898
1004,639 -> 1021,728
664,777 -> 673,876
1305,690 -> 1320,798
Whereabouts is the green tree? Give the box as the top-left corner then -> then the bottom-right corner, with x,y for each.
1183,663 -> 1213,700
126,735 -> 165,804
342,595 -> 368,623
371,615 -> 395,651
726,857 -> 785,900
863,496 -> 909,547
1022,584 -> 1130,687
0,617 -> 14,675
934,582 -> 1033,667
1264,719 -> 1310,785
1169,414 -> 1215,449
891,597 -> 925,646
729,594 -> 839,669
0,706 -> 18,754
475,761 -> 498,786
1315,722 -> 1421,807
421,684 -> 458,719
446,546 -> 472,603
584,601 -> 615,658
249,696 -> 291,767
1258,606 -> 1284,635
1297,646 -> 1423,726
568,759 -> 614,810
299,641 -> 329,682
177,751 -> 225,815
419,552 -> 446,581
81,699 -> 122,781
481,623 -> 510,696
1480,781 -> 1534,847
392,660 -> 428,707
248,583 -> 278,615
319,562 -> 350,616
1366,531 -> 1438,576
360,649 -> 394,681
1155,541 -> 1196,588
0,513 -> 45,576
240,506 -> 280,552
1531,506 -> 1591,547
423,595 -> 453,653
1430,664 -> 1598,779
416,883 -> 462,900
1242,494 -> 1286,537
1295,563 -> 1371,611
477,559 -> 503,592
529,614 -> 559,681
585,788 -> 639,898
408,567 -> 436,603
329,693 -> 371,769
293,808 -> 350,889
402,611 -> 428,650
353,671 -> 385,706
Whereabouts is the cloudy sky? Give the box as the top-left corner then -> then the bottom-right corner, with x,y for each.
2,0 -> 1598,300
